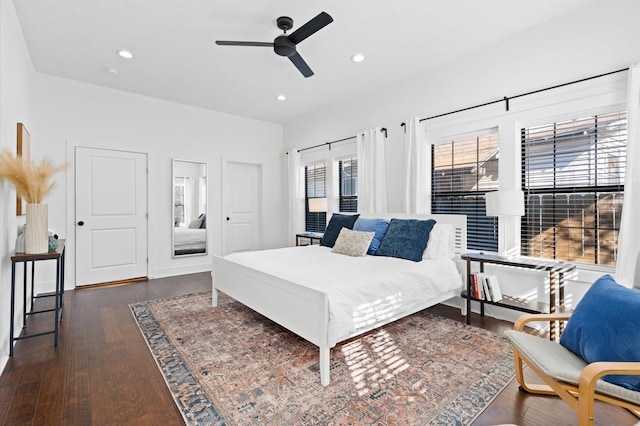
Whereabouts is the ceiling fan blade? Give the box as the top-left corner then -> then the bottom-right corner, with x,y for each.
215,41 -> 274,47
289,52 -> 314,78
287,11 -> 333,45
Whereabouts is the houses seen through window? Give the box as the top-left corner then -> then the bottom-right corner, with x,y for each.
339,157 -> 358,212
521,111 -> 627,265
431,131 -> 499,251
305,162 -> 327,232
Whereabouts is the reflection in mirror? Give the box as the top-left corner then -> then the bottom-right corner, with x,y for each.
172,159 -> 207,257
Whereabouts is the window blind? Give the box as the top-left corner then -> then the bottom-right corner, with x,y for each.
431,132 -> 499,251
305,162 -> 327,232
521,111 -> 627,265
339,157 -> 358,212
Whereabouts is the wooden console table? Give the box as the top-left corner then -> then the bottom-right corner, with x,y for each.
9,239 -> 66,356
461,252 -> 576,340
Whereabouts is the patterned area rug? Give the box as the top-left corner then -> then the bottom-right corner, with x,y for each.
130,292 -> 514,425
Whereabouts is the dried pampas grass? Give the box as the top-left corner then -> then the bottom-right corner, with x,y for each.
0,149 -> 67,204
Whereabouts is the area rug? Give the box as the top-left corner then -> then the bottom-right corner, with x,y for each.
130,292 -> 514,425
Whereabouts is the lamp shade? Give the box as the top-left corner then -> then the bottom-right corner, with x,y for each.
308,197 -> 328,213
485,190 -> 524,217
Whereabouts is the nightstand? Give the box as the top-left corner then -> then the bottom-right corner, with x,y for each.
296,232 -> 324,246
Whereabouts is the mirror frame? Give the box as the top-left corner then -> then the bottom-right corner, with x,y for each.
172,159 -> 208,258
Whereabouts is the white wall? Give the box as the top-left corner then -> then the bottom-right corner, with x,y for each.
0,0 -> 36,376
283,0 -> 640,324
0,0 -> 287,373
30,73 -> 286,284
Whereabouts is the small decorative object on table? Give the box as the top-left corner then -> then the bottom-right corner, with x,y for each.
48,235 -> 58,252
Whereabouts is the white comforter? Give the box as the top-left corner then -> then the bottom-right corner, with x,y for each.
224,245 -> 462,346
174,227 -> 205,249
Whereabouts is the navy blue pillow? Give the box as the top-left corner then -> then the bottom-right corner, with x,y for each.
320,214 -> 359,248
560,274 -> 640,391
375,218 -> 436,262
353,217 -> 390,255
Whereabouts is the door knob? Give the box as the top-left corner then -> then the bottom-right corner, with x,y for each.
226,217 -> 230,221
77,221 -> 85,226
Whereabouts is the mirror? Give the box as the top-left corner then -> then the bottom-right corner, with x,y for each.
172,159 -> 207,257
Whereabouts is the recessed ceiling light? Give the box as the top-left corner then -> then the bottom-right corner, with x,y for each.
351,54 -> 365,63
276,94 -> 286,101
116,49 -> 134,59
106,67 -> 120,74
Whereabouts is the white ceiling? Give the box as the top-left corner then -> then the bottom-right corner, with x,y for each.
14,0 -> 597,124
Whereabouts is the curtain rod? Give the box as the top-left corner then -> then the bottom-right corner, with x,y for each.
296,127 -> 387,153
400,67 -> 629,128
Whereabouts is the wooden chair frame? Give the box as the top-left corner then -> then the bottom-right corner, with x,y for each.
512,313 -> 640,426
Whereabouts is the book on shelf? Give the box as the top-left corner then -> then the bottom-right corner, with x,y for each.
486,274 -> 503,302
468,273 -> 503,302
481,273 -> 492,302
470,272 -> 491,301
471,273 -> 479,299
475,273 -> 482,300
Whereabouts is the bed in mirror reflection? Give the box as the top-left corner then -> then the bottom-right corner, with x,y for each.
172,159 -> 207,257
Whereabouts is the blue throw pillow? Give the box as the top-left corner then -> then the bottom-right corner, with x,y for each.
320,213 -> 359,248
559,274 -> 640,391
353,217 -> 390,255
375,218 -> 436,262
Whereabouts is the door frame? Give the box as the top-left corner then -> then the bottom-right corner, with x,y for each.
221,158 -> 264,256
66,141 -> 149,288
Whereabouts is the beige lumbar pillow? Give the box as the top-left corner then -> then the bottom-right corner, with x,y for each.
331,228 -> 375,257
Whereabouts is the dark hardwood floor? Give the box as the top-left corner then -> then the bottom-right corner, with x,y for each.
0,272 -> 637,425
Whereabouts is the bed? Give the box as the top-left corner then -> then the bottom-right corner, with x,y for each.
212,213 -> 466,386
173,227 -> 206,255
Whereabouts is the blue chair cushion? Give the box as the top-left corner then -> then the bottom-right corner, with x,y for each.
560,274 -> 640,391
353,217 -> 390,255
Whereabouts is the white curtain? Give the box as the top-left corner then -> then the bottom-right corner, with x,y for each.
185,177 -> 195,223
356,128 -> 387,213
403,117 -> 430,213
287,150 -> 302,245
616,63 -> 640,287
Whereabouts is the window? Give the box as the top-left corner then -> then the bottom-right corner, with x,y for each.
305,162 -> 327,232
173,178 -> 186,227
521,111 -> 626,265
431,132 -> 499,251
339,157 -> 358,212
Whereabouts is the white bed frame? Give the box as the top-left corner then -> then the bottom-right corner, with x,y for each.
212,213 -> 467,386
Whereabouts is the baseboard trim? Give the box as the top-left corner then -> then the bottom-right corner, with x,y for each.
76,276 -> 148,289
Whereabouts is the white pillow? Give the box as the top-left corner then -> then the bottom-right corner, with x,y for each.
332,228 -> 375,257
188,217 -> 203,229
423,223 -> 455,259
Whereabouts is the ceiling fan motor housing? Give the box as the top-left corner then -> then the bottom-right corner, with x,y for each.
276,16 -> 294,32
274,35 -> 296,57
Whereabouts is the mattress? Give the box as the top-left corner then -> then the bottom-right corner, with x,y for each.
174,227 -> 206,250
224,245 -> 462,346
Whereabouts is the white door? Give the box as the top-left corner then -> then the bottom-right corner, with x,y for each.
222,161 -> 262,255
75,147 -> 148,286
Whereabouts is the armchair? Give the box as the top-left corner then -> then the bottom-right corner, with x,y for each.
505,275 -> 640,426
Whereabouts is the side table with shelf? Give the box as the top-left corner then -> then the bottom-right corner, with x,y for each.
296,232 -> 324,246
9,239 -> 66,356
461,252 -> 575,340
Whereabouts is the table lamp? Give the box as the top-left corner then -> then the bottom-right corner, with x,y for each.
308,197 -> 328,213
485,189 -> 524,258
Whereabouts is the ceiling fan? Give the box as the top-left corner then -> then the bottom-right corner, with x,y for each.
215,12 -> 333,78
